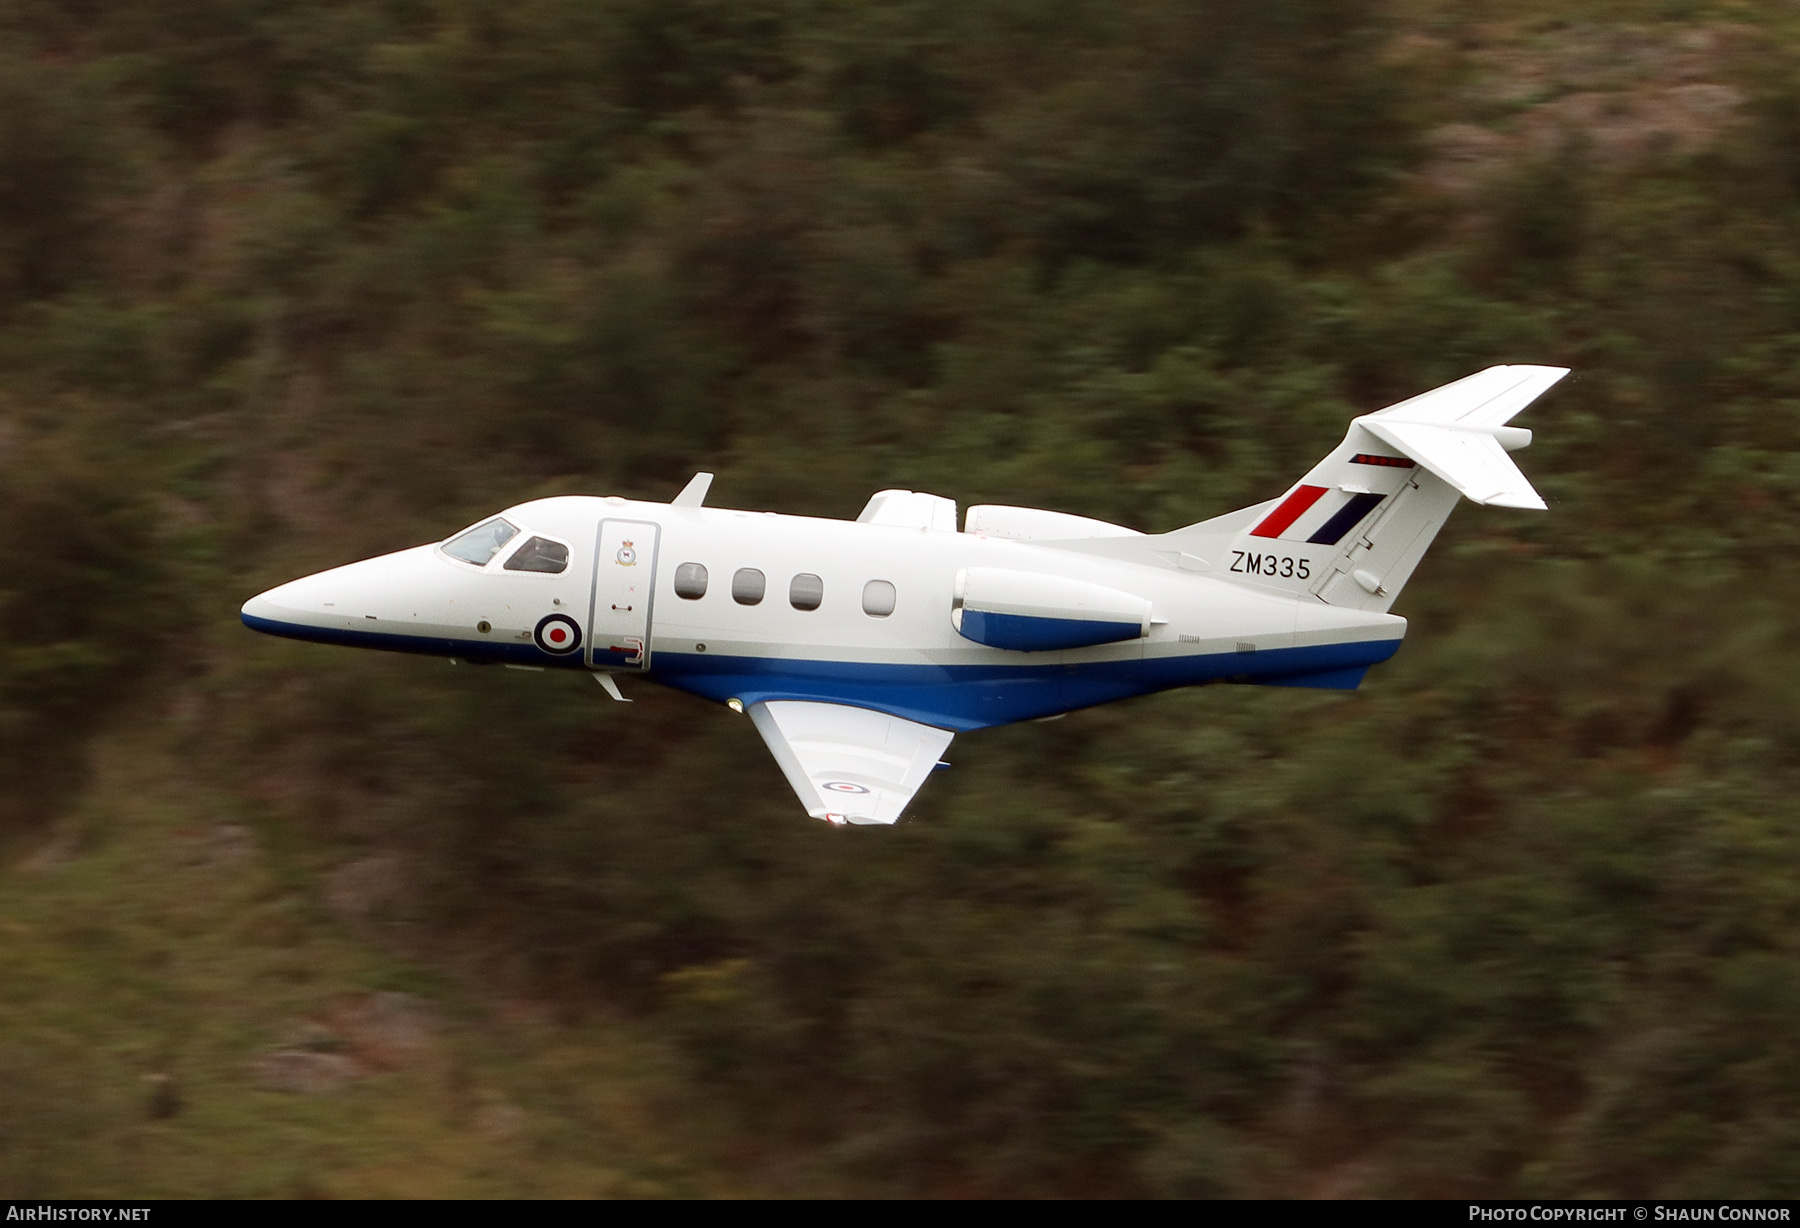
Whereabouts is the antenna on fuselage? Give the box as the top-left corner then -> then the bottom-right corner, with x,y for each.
672,472 -> 714,507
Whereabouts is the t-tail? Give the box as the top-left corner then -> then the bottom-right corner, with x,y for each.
1158,365 -> 1567,612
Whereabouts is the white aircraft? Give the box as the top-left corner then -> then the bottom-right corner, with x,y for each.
243,365 -> 1566,826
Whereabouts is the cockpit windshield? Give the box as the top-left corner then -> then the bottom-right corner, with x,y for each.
502,536 -> 569,574
442,517 -> 519,566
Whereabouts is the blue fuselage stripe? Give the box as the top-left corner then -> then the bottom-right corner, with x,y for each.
240,613 -> 586,668
647,640 -> 1399,729
243,612 -> 1400,731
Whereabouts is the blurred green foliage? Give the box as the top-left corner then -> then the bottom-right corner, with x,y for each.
5,0 -> 1800,1198
0,416 -> 167,821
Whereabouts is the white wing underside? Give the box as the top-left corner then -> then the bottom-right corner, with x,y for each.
748,700 -> 954,825
1360,419 -> 1543,509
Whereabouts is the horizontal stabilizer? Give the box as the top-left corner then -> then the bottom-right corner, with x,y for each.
1372,364 -> 1569,429
1356,364 -> 1568,510
1357,419 -> 1544,509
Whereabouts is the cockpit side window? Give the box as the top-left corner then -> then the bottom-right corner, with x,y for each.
503,536 -> 569,574
442,518 -> 519,566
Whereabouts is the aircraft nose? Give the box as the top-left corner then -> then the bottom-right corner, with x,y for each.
241,570 -> 332,622
240,589 -> 280,621
240,570 -> 336,639
240,544 -> 450,641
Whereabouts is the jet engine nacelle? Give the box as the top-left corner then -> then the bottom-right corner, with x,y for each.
951,567 -> 1151,652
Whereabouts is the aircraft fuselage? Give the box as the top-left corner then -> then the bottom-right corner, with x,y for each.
243,494 -> 1404,731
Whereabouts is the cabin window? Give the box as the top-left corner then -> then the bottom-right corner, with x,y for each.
732,567 -> 766,605
443,518 -> 518,566
862,579 -> 896,617
502,536 -> 569,574
789,573 -> 823,611
674,562 -> 708,599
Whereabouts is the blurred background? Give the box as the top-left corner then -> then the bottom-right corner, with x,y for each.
0,0 -> 1797,1198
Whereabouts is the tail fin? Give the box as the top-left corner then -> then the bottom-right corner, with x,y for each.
1166,365 -> 1568,612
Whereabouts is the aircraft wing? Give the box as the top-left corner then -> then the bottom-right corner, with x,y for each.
747,700 -> 953,825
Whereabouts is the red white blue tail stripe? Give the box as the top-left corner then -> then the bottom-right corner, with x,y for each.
1250,485 -> 1387,546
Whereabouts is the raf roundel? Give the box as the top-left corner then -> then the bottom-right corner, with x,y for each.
822,781 -> 871,794
534,613 -> 582,656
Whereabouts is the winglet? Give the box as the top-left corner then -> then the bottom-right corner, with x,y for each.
672,472 -> 714,507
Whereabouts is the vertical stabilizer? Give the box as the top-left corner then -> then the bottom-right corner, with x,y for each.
1159,365 -> 1567,611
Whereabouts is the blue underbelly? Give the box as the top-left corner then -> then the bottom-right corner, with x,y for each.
243,612 -> 1401,731
648,639 -> 1402,731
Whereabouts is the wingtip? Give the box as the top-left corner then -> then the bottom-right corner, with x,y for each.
1483,491 -> 1548,511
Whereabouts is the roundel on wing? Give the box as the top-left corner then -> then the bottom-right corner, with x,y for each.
822,781 -> 870,794
534,613 -> 582,655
